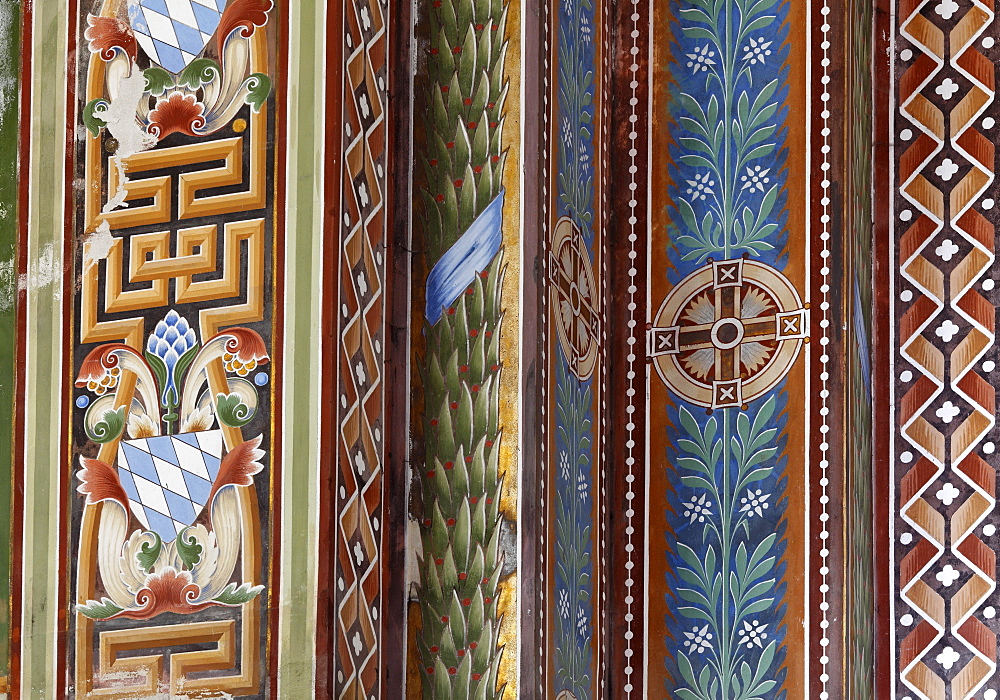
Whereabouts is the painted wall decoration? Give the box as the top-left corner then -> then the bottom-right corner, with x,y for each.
69,1 -> 280,694
883,0 -> 1000,695
641,0 -> 830,693
411,0 -> 518,692
327,0 -> 391,692
537,0 -> 607,694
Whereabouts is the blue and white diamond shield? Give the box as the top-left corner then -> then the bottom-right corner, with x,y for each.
117,430 -> 224,542
127,0 -> 229,74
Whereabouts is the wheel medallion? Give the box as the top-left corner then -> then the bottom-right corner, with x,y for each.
649,258 -> 808,409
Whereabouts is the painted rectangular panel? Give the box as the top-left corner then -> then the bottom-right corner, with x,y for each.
14,1 -> 292,695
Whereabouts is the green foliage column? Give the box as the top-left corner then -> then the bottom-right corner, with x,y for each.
417,0 -> 510,693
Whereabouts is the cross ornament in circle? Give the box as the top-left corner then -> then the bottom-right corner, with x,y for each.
649,258 -> 808,410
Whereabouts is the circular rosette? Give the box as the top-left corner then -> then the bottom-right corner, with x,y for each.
650,258 -> 808,410
549,217 -> 600,380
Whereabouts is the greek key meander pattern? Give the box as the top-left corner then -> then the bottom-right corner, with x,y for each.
894,0 -> 999,695
333,0 -> 389,693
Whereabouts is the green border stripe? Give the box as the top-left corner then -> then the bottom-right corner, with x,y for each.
20,1 -> 67,696
0,0 -> 22,687
277,0 -> 324,692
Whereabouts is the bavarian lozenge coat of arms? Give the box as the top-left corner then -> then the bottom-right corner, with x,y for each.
74,310 -> 269,620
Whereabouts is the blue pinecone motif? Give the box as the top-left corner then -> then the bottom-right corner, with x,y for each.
147,310 -> 198,406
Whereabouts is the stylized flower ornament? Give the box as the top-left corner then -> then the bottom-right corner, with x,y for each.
683,624 -> 714,654
685,172 -> 715,201
738,619 -> 769,648
683,493 -> 713,523
743,37 -> 773,65
686,45 -> 717,74
740,488 -> 771,518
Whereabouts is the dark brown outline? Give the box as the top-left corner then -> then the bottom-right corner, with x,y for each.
872,0 -> 894,691
58,2 -> 81,697
316,0 -> 345,690
268,2 -> 290,696
382,0 -> 414,694
519,0 -> 545,685
606,0 -> 649,693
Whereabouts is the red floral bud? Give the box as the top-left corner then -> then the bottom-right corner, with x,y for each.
447,141 -> 455,148
485,440 -> 494,447
490,121 -> 498,128
468,121 -> 478,128
470,642 -> 478,649
474,166 -> 483,173
435,558 -> 444,565
442,85 -> 449,92
464,97 -> 473,105
487,102 -> 495,109
462,598 -> 471,606
427,470 -> 436,478
454,178 -> 464,187
476,23 -> 484,29
480,270 -> 489,278
430,159 -> 438,166
445,461 -> 454,469
430,419 -> 439,426
486,498 -> 493,504
473,673 -> 482,681
448,307 -> 456,315
424,518 -> 432,526
485,331 -> 493,338
458,649 -> 466,656
472,385 -> 480,392
470,497 -> 478,504
434,1 -> 441,6
484,597 -> 492,604
427,667 -> 435,675
442,615 -> 449,623
491,364 -> 500,371
460,364 -> 469,372
492,23 -> 499,29
450,401 -> 459,410
491,155 -> 500,162
435,194 -> 445,202
466,287 -> 474,295
470,329 -> 479,337
465,455 -> 473,463
459,572 -> 468,579
447,518 -> 456,526
430,48 -> 439,55
431,645 -> 439,652
453,46 -> 462,54
482,577 -> 489,584
448,667 -> 457,675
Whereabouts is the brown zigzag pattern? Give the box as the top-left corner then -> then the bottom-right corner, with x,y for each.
947,0 -> 997,694
898,0 -> 948,695
334,0 -> 389,694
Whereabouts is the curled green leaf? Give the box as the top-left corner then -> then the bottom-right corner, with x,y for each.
216,392 -> 255,427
